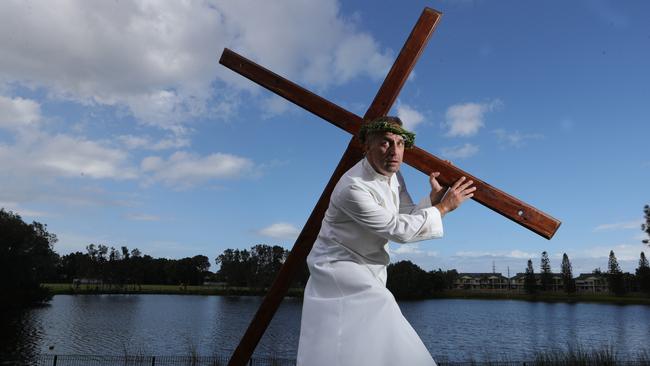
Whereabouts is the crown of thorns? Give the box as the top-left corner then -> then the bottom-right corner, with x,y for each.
358,117 -> 416,148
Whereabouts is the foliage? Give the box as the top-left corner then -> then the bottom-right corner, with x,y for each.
358,117 -> 416,148
607,250 -> 626,296
561,253 -> 576,294
386,260 -> 458,300
386,260 -> 431,299
540,251 -> 552,291
637,252 -> 650,294
57,246 -> 211,288
524,259 -> 537,294
0,209 -> 58,309
215,244 -> 307,289
641,205 -> 650,244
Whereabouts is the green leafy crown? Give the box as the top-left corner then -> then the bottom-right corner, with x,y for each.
358,117 -> 416,148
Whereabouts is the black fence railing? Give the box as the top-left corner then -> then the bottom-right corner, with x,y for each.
2,354 -> 294,366
3,355 -> 650,366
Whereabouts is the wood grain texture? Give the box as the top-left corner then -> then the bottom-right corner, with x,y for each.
364,8 -> 441,120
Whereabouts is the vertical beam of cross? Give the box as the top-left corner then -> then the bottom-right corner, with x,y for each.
225,8 -> 442,366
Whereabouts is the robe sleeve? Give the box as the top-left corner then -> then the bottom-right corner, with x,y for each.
332,182 -> 443,244
396,171 -> 433,214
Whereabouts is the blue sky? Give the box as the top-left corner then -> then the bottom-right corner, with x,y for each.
1,0 -> 648,275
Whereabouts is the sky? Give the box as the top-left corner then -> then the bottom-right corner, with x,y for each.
1,0 -> 649,275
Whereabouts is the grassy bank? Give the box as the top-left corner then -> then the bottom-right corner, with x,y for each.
42,283 -> 305,297
430,289 -> 650,305
43,284 -> 650,305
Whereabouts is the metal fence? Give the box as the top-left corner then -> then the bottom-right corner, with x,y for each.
3,355 -> 649,366
4,355 -> 295,366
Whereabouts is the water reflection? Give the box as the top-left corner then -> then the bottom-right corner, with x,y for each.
1,307 -> 43,364
3,295 -> 650,362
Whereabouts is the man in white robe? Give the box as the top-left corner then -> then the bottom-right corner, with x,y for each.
297,116 -> 476,366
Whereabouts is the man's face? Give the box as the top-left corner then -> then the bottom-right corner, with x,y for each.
365,131 -> 405,177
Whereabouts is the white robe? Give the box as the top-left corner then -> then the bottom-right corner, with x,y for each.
297,158 -> 444,366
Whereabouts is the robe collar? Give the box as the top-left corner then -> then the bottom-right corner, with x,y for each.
362,157 -> 398,187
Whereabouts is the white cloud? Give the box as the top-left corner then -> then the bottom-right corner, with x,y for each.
443,100 -> 501,137
440,143 -> 479,159
0,202 -> 51,218
594,220 -> 643,232
493,129 -> 543,148
0,0 -> 392,131
396,103 -> 425,131
125,213 -> 161,222
257,222 -> 301,240
118,134 -> 190,151
454,250 -> 538,259
581,243 -> 647,262
0,95 -> 41,129
0,131 -> 137,180
141,151 -> 255,189
261,95 -> 293,119
393,243 -> 424,255
219,0 -> 391,88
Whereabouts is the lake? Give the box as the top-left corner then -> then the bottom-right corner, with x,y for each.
4,294 -> 650,363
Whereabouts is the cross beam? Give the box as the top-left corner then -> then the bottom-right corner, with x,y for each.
219,8 -> 560,366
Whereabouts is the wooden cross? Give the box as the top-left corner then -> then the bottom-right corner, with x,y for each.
219,8 -> 560,366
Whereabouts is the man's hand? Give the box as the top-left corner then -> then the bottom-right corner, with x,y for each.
428,172 -> 447,205
435,176 -> 476,216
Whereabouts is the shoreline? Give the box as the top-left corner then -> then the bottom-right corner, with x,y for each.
427,289 -> 650,305
43,283 -> 305,297
43,284 -> 650,305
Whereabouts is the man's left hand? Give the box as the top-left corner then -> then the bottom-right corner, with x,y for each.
429,172 -> 447,205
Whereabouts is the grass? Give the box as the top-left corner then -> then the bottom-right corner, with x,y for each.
42,283 -> 650,305
42,283 -> 305,297
430,289 -> 650,305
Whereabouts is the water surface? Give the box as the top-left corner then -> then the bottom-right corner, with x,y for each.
5,295 -> 650,362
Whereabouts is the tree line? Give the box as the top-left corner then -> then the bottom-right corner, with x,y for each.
386,260 -> 458,300
1,208 -> 307,310
214,244 -> 309,288
523,250 -> 650,296
3,203 -> 650,309
59,245 -> 211,288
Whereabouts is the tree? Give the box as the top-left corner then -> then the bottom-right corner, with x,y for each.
540,251 -> 553,291
641,205 -> 650,244
249,244 -> 286,288
636,252 -> 650,294
524,259 -> 537,294
607,250 -> 626,296
0,209 -> 58,309
561,253 -> 576,294
387,260 -> 432,299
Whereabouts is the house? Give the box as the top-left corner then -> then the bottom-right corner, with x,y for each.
509,273 -> 565,292
575,273 -> 608,293
455,273 -> 510,290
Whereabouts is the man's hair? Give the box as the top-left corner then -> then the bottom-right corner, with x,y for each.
358,116 -> 415,148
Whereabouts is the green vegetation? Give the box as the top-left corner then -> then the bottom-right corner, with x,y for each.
561,253 -> 576,294
429,289 -> 650,305
524,259 -> 537,294
5,204 -> 650,309
642,204 -> 649,245
386,260 -> 457,300
42,283 -> 305,297
0,209 -> 58,310
608,250 -> 626,296
638,252 -> 650,294
215,244 -> 308,288
532,346 -> 650,366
